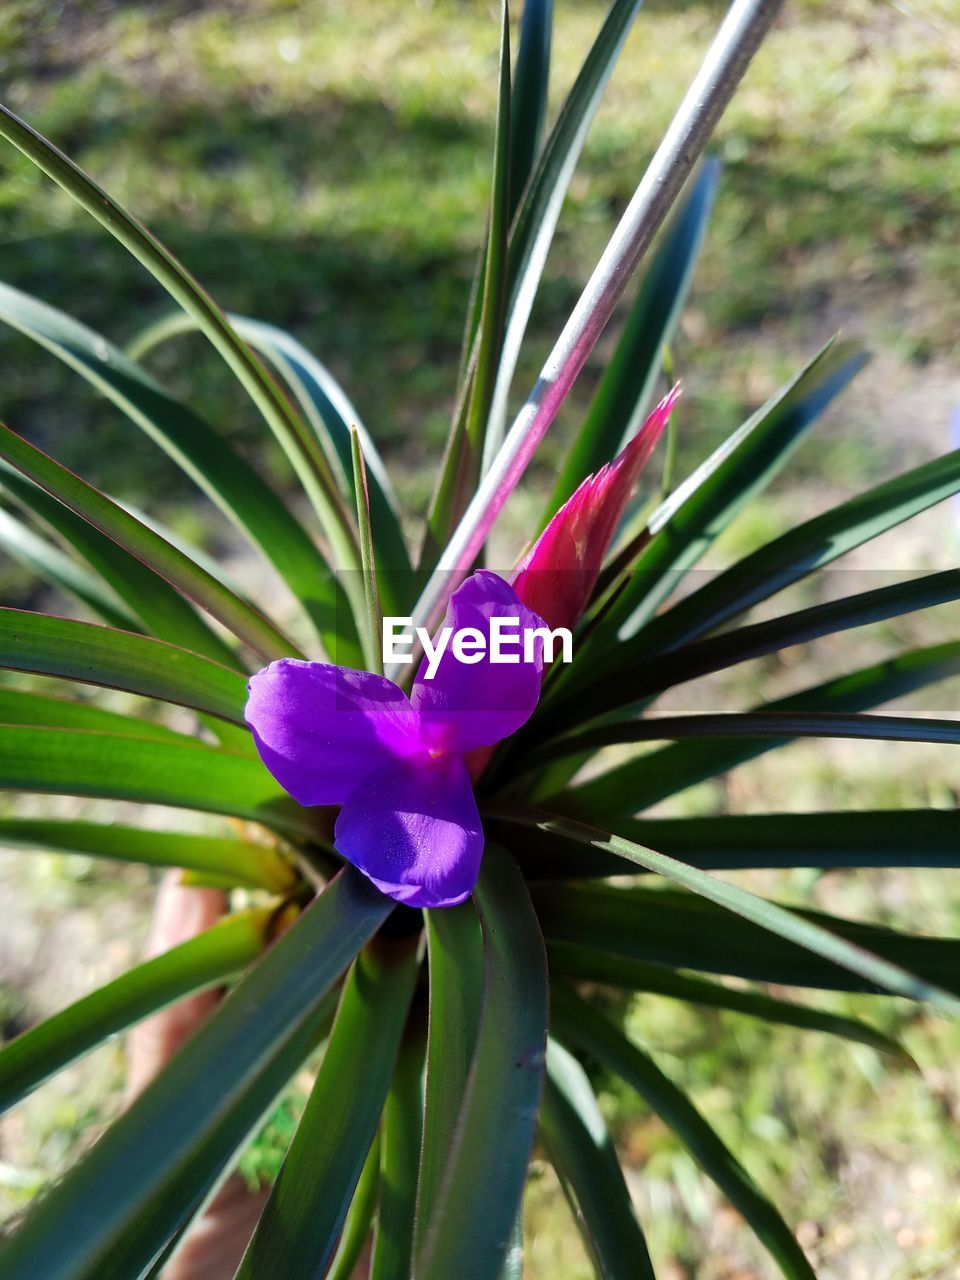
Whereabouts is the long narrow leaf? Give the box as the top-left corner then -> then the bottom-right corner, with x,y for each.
553,984 -> 816,1280
548,947 -> 915,1065
508,0 -> 552,220
326,1133 -> 382,1280
424,3 -> 513,555
0,422 -> 299,661
0,724 -> 313,839
0,501 -> 137,631
541,567 -> 960,732
566,639 -> 960,816
517,341 -> 868,789
0,602 -> 254,753
0,908 -> 274,1115
128,310 -> 411,615
134,987 -> 340,1280
1,479 -> 252,753
0,464 -> 240,668
417,845 -> 549,1280
528,710 -> 960,770
596,339 -> 867,644
415,900 -> 484,1258
370,1011 -> 426,1280
500,1213 -> 524,1280
0,488 -> 256,752
236,934 -> 420,1278
541,1038 -> 656,1279
0,685 -> 191,744
491,806 -> 960,1014
511,809 -> 960,876
639,443 -> 960,657
0,609 -> 248,722
351,427 -> 384,674
468,0 -> 512,464
0,869 -> 391,1280
530,881 -> 960,995
482,0 -> 645,471
0,817 -> 295,890
545,158 -> 721,517
0,105 -> 362,585
0,283 -> 357,661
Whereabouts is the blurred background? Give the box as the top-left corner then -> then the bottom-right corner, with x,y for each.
0,1 -> 958,1276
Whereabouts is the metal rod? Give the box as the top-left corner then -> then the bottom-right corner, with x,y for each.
406,0 -> 784,646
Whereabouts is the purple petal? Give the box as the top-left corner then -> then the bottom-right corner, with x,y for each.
335,753 -> 483,908
245,659 -> 422,807
412,570 -> 545,753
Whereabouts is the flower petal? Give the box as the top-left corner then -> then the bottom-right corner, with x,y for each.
412,569 -> 546,753
512,385 -> 680,631
334,753 -> 483,908
245,659 -> 421,807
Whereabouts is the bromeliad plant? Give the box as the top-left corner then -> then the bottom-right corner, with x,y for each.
0,0 -> 958,1277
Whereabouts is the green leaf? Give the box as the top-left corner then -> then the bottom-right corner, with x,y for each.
0,869 -> 391,1280
548,947 -> 916,1065
236,934 -> 420,1279
527,710 -> 960,771
531,880 -> 960,995
500,1213 -> 524,1280
512,342 -> 867,794
0,422 -> 300,662
0,478 -> 251,753
509,0 -> 552,219
417,845 -> 549,1280
545,158 -> 720,519
552,984 -> 817,1280
639,440 -> 960,658
0,817 -> 296,891
0,685 -> 191,744
541,1038 -> 656,1280
0,908 -> 274,1115
0,500 -> 138,631
326,1133 -> 382,1280
128,996 -> 341,1280
483,0 -> 645,466
0,608 -> 248,723
510,808 -> 960,876
566,639 -> 960,816
468,1 -> 512,463
0,463 -> 240,668
494,807 -> 960,1014
327,1141 -> 378,1280
118,500 -> 252,589
415,900 -> 484,1258
0,105 -> 362,586
424,2 -> 513,555
128,310 -> 411,616
370,1010 -> 426,1280
541,567 -> 960,731
603,339 -> 868,644
0,724 -> 313,839
138,982 -> 341,1280
0,283 -> 357,662
351,427 -> 384,674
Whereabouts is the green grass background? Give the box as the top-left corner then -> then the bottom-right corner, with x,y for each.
0,1 -> 959,1276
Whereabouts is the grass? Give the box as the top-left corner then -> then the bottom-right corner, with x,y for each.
0,0 -> 959,1275
0,0 -> 957,520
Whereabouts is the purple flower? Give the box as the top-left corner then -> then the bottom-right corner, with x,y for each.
245,570 -> 546,908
